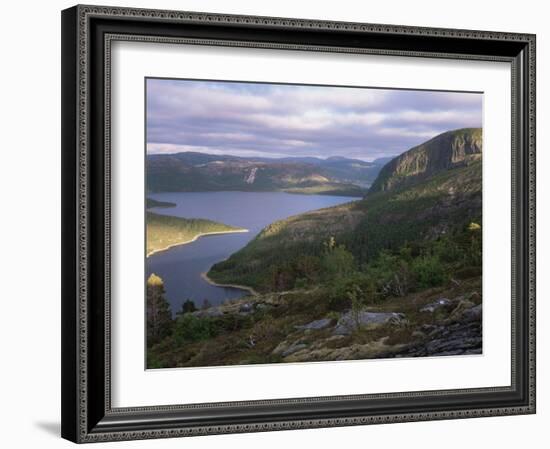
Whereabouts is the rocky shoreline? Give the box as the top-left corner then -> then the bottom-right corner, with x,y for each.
200,272 -> 258,297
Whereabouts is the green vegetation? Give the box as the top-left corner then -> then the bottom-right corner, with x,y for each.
147,224 -> 482,367
146,128 -> 483,368
146,212 -> 246,255
348,158 -> 482,262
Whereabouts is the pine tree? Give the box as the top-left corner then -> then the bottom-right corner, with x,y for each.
179,299 -> 197,315
146,273 -> 172,347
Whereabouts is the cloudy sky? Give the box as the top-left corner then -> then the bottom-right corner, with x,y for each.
146,78 -> 482,161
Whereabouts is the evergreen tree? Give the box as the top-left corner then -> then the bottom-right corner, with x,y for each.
179,299 -> 197,315
146,273 -> 172,347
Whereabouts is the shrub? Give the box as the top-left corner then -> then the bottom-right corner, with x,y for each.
321,237 -> 356,280
327,272 -> 378,311
433,236 -> 462,263
411,255 -> 447,289
348,285 -> 366,329
294,278 -> 308,289
178,299 -> 197,315
367,250 -> 414,297
325,311 -> 340,322
173,314 -> 215,344
468,222 -> 481,231
146,352 -> 164,369
295,255 -> 322,283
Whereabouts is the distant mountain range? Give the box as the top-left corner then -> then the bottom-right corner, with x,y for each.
146,152 -> 393,196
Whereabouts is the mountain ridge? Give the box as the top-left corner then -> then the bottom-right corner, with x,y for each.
369,128 -> 482,194
146,152 -> 393,194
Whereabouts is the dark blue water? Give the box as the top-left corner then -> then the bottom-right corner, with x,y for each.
147,191 -> 355,313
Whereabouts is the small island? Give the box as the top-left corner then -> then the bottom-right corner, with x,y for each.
146,197 -> 177,209
146,212 -> 248,256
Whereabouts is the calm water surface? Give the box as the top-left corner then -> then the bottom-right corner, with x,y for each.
147,191 -> 355,313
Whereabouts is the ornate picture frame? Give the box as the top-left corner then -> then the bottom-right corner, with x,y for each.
61,4 -> 536,443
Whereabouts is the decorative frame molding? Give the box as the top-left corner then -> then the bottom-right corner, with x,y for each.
61,4 -> 536,443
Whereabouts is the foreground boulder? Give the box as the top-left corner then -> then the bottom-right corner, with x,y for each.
459,304 -> 482,322
420,298 -> 453,313
272,340 -> 308,357
448,299 -> 477,322
294,318 -> 333,331
384,300 -> 483,358
334,311 -> 407,335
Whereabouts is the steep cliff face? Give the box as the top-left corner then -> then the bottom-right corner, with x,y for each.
369,128 -> 482,194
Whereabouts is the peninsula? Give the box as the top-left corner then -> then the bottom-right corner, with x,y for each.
146,211 -> 248,257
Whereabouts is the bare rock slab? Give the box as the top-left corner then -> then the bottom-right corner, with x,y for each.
334,311 -> 407,335
294,318 -> 333,331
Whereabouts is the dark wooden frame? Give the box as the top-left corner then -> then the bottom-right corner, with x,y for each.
61,4 -> 536,443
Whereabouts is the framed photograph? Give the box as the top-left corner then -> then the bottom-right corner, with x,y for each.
61,4 -> 536,443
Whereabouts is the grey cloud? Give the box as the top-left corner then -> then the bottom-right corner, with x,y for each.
146,79 -> 482,161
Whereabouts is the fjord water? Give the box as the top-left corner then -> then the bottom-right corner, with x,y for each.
147,191 -> 355,314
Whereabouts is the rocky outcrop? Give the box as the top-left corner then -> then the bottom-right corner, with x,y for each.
420,298 -> 452,313
283,337 -> 406,363
447,298 -> 476,321
266,291 -> 482,363
334,311 -> 408,335
294,318 -> 333,331
191,299 -> 273,318
382,298 -> 483,358
186,288 -> 482,365
370,128 -> 482,193
272,341 -> 308,358
461,304 -> 482,322
386,321 -> 482,358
